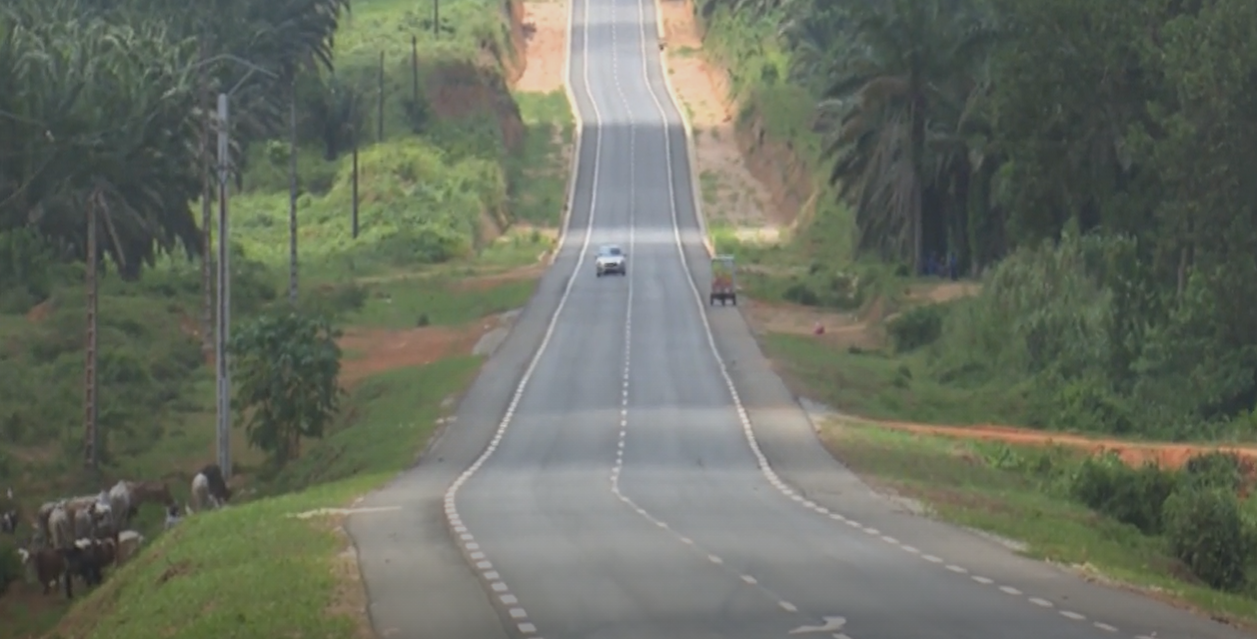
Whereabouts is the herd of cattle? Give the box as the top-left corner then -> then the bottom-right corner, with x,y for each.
1,463 -> 233,599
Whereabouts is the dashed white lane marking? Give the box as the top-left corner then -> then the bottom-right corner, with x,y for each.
1094,622 -> 1118,632
629,0 -> 1146,632
1061,611 -> 1087,620
999,586 -> 1022,595
602,8 -> 825,625
437,0 -> 619,635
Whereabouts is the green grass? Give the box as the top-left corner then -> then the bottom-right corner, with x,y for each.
264,355 -> 483,493
37,354 -> 489,639
821,421 -> 1257,626
346,275 -> 537,328
700,170 -> 720,205
698,4 -> 855,266
509,90 -> 576,227
48,476 -> 384,639
764,332 -> 1025,425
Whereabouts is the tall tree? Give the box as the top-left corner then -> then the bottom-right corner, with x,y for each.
816,0 -> 996,271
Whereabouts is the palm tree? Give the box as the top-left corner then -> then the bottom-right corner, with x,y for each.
815,0 -> 995,272
242,0 -> 351,305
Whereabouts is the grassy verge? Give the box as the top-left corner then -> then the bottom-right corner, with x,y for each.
35,348 -> 493,639
819,420 -> 1257,627
0,0 -> 572,635
46,477 -> 379,639
345,275 -> 538,329
764,332 -> 1024,425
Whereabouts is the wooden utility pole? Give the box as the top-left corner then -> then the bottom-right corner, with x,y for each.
199,39 -> 215,362
378,51 -> 385,142
352,118 -> 360,239
83,194 -> 99,469
412,35 -> 420,106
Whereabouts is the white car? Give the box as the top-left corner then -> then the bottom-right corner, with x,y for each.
594,244 -> 626,277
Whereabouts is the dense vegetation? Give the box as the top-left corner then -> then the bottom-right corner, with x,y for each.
0,0 -> 563,507
699,0 -> 1257,441
699,0 -> 1257,598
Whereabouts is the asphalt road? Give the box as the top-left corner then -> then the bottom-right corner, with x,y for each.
345,0 -> 1257,637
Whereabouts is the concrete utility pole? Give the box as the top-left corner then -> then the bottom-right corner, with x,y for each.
83,194 -> 99,469
214,92 -> 232,480
202,56 -> 276,481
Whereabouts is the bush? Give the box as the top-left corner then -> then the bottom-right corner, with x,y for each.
1162,486 -> 1254,591
0,536 -> 22,592
887,304 -> 944,353
1182,451 -> 1245,492
1068,453 -> 1178,534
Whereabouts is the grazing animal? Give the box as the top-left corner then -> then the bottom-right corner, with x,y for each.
37,494 -> 97,541
72,505 -> 99,541
164,504 -> 182,529
116,530 -> 145,564
1,487 -> 17,533
107,480 -> 175,529
47,505 -> 73,551
17,546 -> 66,595
0,509 -> 17,534
72,537 -> 116,586
189,464 -> 231,512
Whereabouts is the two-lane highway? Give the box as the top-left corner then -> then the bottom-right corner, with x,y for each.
348,0 -> 1257,637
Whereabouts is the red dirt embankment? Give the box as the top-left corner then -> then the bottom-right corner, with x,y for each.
866,419 -> 1257,471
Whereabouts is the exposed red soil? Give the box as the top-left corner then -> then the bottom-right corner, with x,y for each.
866,419 -> 1257,473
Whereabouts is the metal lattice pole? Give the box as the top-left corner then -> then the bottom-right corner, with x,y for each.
215,93 -> 233,480
83,196 -> 99,469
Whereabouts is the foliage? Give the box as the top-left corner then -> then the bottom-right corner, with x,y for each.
0,536 -> 21,592
1067,453 -> 1177,535
700,0 -> 1257,439
230,311 -> 343,467
886,304 -> 943,353
828,423 -> 1257,621
0,0 -> 204,278
1163,486 -> 1255,591
1182,452 -> 1247,492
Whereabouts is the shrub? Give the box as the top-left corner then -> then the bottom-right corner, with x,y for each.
0,536 -> 22,592
1162,486 -> 1254,591
1182,451 -> 1244,492
1068,453 -> 1177,534
887,304 -> 944,353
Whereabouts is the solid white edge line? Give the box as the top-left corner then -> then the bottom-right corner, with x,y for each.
553,0 -> 584,264
442,0 -> 605,633
652,0 -> 713,257
632,4 -> 1141,637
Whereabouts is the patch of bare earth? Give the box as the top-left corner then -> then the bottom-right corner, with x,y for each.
516,0 -> 568,94
517,0 -> 577,230
657,0 -> 781,242
744,297 -> 883,351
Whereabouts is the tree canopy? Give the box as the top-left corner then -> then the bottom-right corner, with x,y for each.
0,0 -> 350,279
703,0 -> 1257,435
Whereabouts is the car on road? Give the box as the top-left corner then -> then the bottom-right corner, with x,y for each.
595,244 -> 626,277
